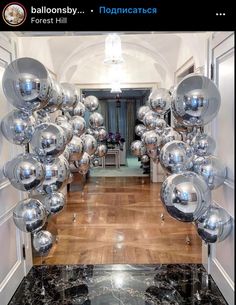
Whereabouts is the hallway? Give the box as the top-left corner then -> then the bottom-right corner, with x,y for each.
34,176 -> 202,265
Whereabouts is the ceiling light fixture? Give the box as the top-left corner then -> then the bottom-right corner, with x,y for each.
104,33 -> 124,64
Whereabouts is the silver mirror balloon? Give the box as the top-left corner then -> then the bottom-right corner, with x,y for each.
67,135 -> 84,162
137,105 -> 150,122
148,88 -> 171,115
60,83 -> 77,112
84,95 -> 99,112
70,116 -> 86,136
33,230 -> 53,254
89,112 -> 104,129
69,101 -> 86,117
1,110 -> 36,145
130,140 -> 146,157
74,152 -> 90,175
83,135 -> 97,155
191,133 -> 216,156
44,78 -> 63,113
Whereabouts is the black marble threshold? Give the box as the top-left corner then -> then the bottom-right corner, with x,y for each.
8,264 -> 228,305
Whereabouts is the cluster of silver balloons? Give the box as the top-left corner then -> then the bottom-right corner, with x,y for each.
131,74 -> 232,244
1,57 -> 108,254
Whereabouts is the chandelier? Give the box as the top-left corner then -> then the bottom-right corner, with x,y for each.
104,34 -> 124,64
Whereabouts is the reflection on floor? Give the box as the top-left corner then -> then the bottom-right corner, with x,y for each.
90,156 -> 148,177
9,264 -> 228,305
34,177 -> 202,265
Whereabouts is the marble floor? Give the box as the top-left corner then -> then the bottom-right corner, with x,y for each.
9,264 -> 228,305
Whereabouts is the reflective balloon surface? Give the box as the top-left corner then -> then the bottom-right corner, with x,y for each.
70,116 -> 86,136
83,135 -> 97,155
149,88 -> 171,114
160,141 -> 194,173
45,192 -> 66,215
142,130 -> 161,150
2,57 -> 50,113
161,127 -> 181,146
143,111 -> 159,130
1,110 -> 35,145
191,133 -> 216,156
60,83 -> 77,112
193,155 -> 226,190
97,127 -> 107,141
3,153 -> 44,191
13,198 -> 47,232
67,135 -> 84,162
74,152 -> 90,175
130,140 -> 146,157
62,146 -> 70,160
84,95 -> 99,112
92,158 -> 100,167
44,79 -> 63,113
172,74 -> 221,126
135,124 -> 146,137
195,205 -> 233,243
30,123 -> 66,161
95,144 -> 108,157
89,112 -> 104,129
56,119 -> 73,144
161,171 -> 211,222
36,156 -> 69,194
141,154 -> 150,163
69,101 -> 86,117
33,230 -> 53,254
137,106 -> 150,122
33,109 -> 50,124
147,148 -> 160,161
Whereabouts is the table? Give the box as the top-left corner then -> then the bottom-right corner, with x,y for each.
102,149 -> 120,168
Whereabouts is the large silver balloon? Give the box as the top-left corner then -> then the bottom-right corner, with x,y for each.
191,133 -> 216,156
74,152 -> 90,175
135,124 -> 146,137
1,110 -> 35,145
89,112 -> 104,129
70,116 -> 86,136
60,83 -> 77,112
137,105 -> 150,122
36,156 -> 69,194
143,111 -> 159,130
44,79 -> 63,113
2,57 -> 51,113
56,119 -> 73,144
195,204 -> 233,243
193,155 -> 226,190
160,141 -> 194,173
3,153 -> 44,191
13,198 -> 47,232
83,134 -> 97,155
45,192 -> 66,215
172,74 -> 221,127
142,130 -> 161,150
69,101 -> 86,117
84,95 -> 99,112
149,88 -> 171,114
130,140 -> 146,157
161,171 -> 211,222
33,230 -> 53,254
161,127 -> 181,146
30,194 -> 51,216
67,135 -> 84,161
95,144 -> 108,157
97,127 -> 107,141
30,123 -> 66,162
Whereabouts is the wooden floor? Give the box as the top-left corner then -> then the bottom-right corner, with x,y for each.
34,176 -> 202,265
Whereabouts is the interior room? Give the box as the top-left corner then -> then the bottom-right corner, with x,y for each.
0,31 -> 234,305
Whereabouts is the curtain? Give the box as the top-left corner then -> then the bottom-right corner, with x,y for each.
126,100 -> 136,154
98,99 -> 109,130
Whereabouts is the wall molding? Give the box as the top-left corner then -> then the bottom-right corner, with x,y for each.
0,179 -> 10,191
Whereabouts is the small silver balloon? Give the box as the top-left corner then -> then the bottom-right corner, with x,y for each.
172,74 -> 221,126
3,153 -> 44,191
160,140 -> 194,174
13,198 -> 47,232
137,105 -> 150,122
84,95 -> 99,112
33,230 -> 53,254
92,158 -> 100,168
142,130 -> 161,150
56,119 -> 73,144
191,133 -> 216,156
33,109 -> 50,124
89,112 -> 104,129
83,134 -> 97,155
95,144 -> 108,157
44,79 -> 63,113
69,101 -> 86,117
60,83 -> 77,112
74,152 -> 90,175
1,110 -> 36,145
2,57 -> 51,113
45,192 -> 66,215
143,110 -> 159,130
141,154 -> 150,163
135,124 -> 146,137
70,116 -> 86,136
130,140 -> 146,157
195,204 -> 233,243
30,194 -> 51,216
97,127 -> 107,141
30,123 -> 66,162
147,148 -> 160,161
193,155 -> 227,190
67,135 -> 84,162
161,127 -> 181,146
148,88 -> 171,115
161,171 -> 211,222
36,156 -> 69,194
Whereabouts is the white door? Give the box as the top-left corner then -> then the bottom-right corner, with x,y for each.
206,32 -> 234,305
0,34 -> 33,305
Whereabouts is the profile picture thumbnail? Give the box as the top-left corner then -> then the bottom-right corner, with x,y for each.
2,2 -> 27,26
